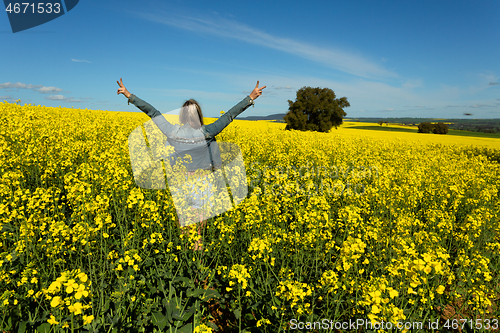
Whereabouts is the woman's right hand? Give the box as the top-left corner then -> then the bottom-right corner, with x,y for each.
249,81 -> 266,100
117,78 -> 131,98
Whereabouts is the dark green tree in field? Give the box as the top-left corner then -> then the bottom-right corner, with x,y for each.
433,122 -> 449,134
418,122 -> 448,134
418,122 -> 434,133
284,87 -> 350,132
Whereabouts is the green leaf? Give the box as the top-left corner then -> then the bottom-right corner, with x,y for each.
152,311 -> 168,330
187,287 -> 213,298
173,276 -> 191,285
17,321 -> 27,333
165,299 -> 176,322
181,304 -> 197,321
178,322 -> 193,333
233,309 -> 241,320
103,299 -> 110,312
172,307 -> 183,321
202,289 -> 221,300
36,323 -> 50,333
244,313 -> 255,321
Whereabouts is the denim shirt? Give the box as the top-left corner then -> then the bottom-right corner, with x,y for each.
127,94 -> 255,171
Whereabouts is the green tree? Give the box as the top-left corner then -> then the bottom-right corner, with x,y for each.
284,87 -> 350,132
433,122 -> 449,134
418,122 -> 434,133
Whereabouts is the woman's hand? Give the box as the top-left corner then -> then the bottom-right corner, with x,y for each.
249,81 -> 266,100
116,78 -> 131,98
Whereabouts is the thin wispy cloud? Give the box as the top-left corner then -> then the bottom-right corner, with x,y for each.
71,58 -> 92,63
37,86 -> 64,94
46,95 -> 83,102
0,82 -> 38,89
489,82 -> 499,86
150,88 -> 242,102
135,11 -> 398,79
46,95 -> 65,100
469,103 -> 495,108
0,82 -> 63,94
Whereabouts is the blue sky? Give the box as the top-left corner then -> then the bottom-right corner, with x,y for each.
1,0 -> 499,119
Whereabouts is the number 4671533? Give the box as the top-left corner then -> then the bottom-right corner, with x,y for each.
6,3 -> 61,14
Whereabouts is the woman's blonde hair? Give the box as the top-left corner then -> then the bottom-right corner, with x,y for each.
179,99 -> 204,129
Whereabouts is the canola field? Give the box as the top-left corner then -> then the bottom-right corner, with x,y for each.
0,101 -> 499,332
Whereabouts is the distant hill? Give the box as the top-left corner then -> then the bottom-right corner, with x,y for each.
237,113 -> 287,122
236,115 -> 500,133
345,117 -> 500,133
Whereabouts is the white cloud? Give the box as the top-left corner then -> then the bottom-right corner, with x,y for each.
134,11 -> 398,79
45,95 -> 83,102
37,86 -> 63,94
65,98 -> 83,102
46,95 -> 65,100
469,104 -> 495,108
0,82 -> 41,89
0,82 -> 64,94
71,58 -> 92,63
0,82 -> 84,103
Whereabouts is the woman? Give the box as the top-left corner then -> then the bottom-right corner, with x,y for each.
117,78 -> 266,249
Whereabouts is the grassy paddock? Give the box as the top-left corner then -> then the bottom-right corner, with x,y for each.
344,124 -> 500,139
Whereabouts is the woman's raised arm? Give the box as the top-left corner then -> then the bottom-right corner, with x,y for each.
204,81 -> 266,137
117,78 -> 175,136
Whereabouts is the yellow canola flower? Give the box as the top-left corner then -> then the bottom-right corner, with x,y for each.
389,289 -> 399,299
228,264 -> 251,289
47,281 -> 62,293
50,296 -> 62,308
68,302 -> 84,315
75,284 -> 89,299
66,283 -> 78,294
194,324 -> 213,333
77,272 -> 88,283
436,285 -> 445,294
83,314 -> 94,325
47,315 -> 59,325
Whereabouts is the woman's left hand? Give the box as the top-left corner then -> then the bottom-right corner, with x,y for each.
116,78 -> 131,98
249,81 -> 266,100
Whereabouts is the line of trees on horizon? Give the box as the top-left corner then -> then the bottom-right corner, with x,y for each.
418,122 -> 449,134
